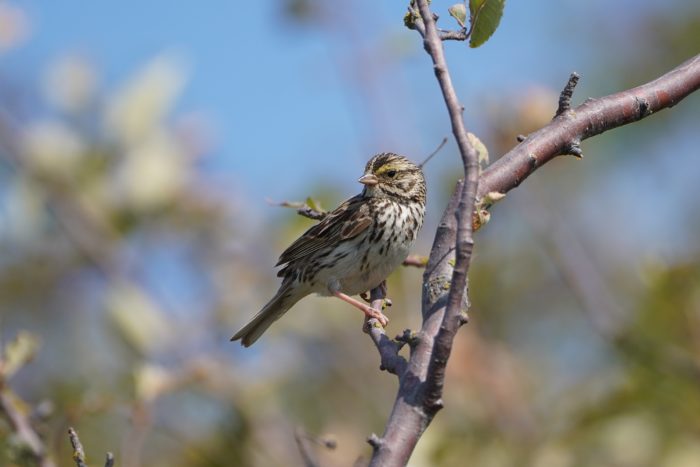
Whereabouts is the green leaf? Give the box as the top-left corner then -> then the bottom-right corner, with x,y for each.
469,0 -> 505,48
448,4 -> 467,28
469,0 -> 486,13
1,332 -> 40,379
305,196 -> 322,212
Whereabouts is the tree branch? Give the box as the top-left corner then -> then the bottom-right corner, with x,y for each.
0,391 -> 56,467
68,428 -> 88,467
369,0 -> 483,462
439,29 -> 468,41
269,199 -> 327,221
294,427 -> 320,467
478,54 -> 700,201
293,426 -> 337,467
363,283 -> 409,377
68,427 -> 115,467
368,5 -> 700,467
555,72 -> 580,117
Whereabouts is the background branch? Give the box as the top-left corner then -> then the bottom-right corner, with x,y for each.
68,427 -> 115,467
294,427 -> 320,467
0,391 -> 55,467
68,428 -> 88,467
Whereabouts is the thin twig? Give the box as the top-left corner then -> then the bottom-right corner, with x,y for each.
419,137 -> 448,168
363,283 -> 408,377
68,426 -> 116,467
296,206 -> 327,221
68,428 -> 88,467
268,199 -> 327,221
439,29 -> 468,41
294,427 -> 320,467
294,427 -> 337,467
555,72 -> 580,117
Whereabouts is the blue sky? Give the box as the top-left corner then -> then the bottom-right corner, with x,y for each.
6,0 -> 696,207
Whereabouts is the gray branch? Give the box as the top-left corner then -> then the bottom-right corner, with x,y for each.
367,4 -> 700,467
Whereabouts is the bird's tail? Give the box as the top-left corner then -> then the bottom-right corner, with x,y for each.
230,284 -> 302,347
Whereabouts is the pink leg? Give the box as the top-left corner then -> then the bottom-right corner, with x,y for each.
332,291 -> 389,326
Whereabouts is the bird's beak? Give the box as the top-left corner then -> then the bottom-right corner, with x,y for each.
358,173 -> 379,186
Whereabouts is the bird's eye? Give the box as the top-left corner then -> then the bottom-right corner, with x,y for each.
386,170 -> 397,178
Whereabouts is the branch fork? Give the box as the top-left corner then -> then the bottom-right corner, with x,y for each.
370,3 -> 700,466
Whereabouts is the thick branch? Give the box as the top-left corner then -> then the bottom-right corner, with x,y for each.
478,54 -> 700,200
415,0 -> 479,407
369,1 -> 481,464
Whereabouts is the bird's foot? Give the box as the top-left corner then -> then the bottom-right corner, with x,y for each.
333,291 -> 389,327
364,306 -> 389,327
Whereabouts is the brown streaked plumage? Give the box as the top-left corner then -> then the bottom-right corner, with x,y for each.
231,153 -> 426,346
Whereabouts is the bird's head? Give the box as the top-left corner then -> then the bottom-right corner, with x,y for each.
358,153 -> 426,203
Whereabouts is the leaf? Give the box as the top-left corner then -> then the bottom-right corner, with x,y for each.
305,197 -> 322,212
105,54 -> 187,144
118,130 -> 187,211
107,282 -> 173,355
134,363 -> 176,402
482,191 -> 506,205
1,331 -> 40,379
467,132 -> 489,174
469,0 -> 505,48
448,4 -> 467,28
469,0 -> 486,13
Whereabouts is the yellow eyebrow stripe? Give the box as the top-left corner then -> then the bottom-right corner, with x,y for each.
375,164 -> 399,175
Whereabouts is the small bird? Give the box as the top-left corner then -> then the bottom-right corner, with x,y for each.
231,153 -> 426,346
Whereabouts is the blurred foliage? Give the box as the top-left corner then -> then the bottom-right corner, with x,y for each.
0,1 -> 699,467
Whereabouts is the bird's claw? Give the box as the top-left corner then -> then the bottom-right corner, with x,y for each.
365,307 -> 389,327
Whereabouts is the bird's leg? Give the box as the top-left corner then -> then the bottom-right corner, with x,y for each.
360,291 -> 390,305
332,291 -> 389,327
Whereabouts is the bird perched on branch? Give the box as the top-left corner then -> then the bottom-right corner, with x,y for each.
231,153 -> 426,346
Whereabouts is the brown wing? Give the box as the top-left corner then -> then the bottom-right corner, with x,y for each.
276,195 -> 372,267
